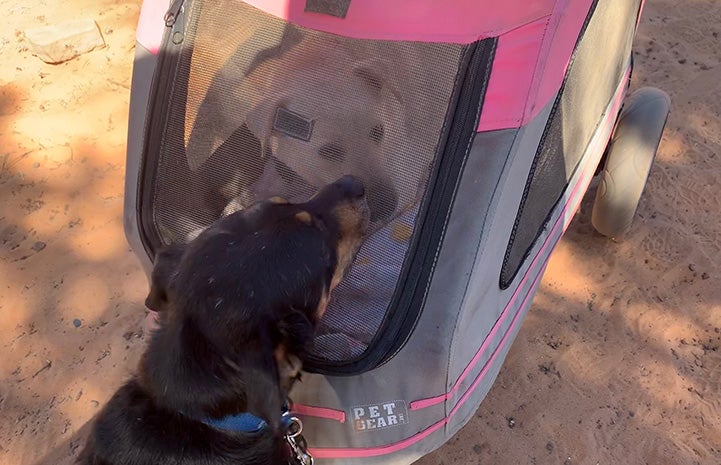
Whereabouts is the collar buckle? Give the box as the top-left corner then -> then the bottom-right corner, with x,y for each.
282,412 -> 314,465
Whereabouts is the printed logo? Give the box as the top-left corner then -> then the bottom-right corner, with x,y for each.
351,400 -> 409,432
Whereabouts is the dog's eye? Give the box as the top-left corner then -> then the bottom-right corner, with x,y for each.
369,124 -> 384,143
318,143 -> 346,162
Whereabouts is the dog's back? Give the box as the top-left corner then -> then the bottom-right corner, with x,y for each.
78,379 -> 287,465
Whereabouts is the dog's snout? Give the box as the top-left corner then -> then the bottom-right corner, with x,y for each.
318,143 -> 347,163
336,175 -> 365,199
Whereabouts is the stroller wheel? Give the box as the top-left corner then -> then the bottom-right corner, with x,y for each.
592,87 -> 671,237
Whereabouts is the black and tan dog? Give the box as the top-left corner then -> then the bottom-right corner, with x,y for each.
79,176 -> 369,465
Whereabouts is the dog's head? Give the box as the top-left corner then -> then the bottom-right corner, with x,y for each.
245,52 -> 417,225
141,176 -> 369,430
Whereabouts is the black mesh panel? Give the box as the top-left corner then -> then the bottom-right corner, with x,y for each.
142,0 -> 466,362
500,0 -> 642,288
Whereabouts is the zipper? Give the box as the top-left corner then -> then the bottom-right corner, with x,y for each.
165,0 -> 186,44
165,0 -> 185,26
305,38 -> 497,375
137,0 -> 194,256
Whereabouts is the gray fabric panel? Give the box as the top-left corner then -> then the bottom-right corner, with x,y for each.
445,72 -> 624,436
290,130 -> 518,453
441,98 -> 557,437
403,128 -> 520,387
290,98 -> 558,462
124,42 -> 156,277
557,0 -> 640,174
289,127 -> 530,460
445,96 -> 557,394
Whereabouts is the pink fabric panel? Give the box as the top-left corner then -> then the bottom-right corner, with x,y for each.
291,403 -> 346,423
528,0 -> 594,123
244,0 -> 554,42
310,417 -> 447,459
478,0 -> 597,131
136,0 -> 598,131
477,17 -> 550,131
136,0 -> 168,54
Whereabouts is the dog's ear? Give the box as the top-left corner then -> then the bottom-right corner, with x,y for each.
145,243 -> 185,311
352,58 -> 403,104
278,309 -> 315,354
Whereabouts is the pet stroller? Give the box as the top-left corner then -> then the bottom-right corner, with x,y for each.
123,0 -> 669,463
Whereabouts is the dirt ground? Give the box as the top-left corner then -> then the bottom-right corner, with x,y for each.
1,1 -> 719,464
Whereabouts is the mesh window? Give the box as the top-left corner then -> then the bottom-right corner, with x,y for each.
143,1 -> 466,362
500,0 -> 642,288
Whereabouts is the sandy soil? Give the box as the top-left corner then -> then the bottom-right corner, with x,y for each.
1,1 -> 719,464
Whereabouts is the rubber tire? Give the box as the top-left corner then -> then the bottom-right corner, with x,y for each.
591,87 -> 671,237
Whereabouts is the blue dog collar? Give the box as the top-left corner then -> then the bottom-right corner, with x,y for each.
202,412 -> 269,433
201,407 -> 298,434
200,410 -> 313,464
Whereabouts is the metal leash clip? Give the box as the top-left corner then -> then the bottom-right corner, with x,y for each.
283,414 -> 314,465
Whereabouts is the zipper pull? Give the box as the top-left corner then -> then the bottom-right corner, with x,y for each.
164,0 -> 185,44
164,0 -> 185,26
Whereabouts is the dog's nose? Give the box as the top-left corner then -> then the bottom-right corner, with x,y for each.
336,175 -> 366,199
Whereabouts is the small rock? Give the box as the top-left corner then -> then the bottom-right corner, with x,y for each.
702,272 -> 710,280
546,442 -> 554,452
31,241 -> 46,252
24,19 -> 105,64
73,319 -> 82,328
507,417 -> 516,428
688,263 -> 696,272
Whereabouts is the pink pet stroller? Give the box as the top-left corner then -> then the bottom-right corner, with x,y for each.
123,1 -> 669,463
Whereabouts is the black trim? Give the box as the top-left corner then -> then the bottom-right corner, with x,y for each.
305,37 -> 498,375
